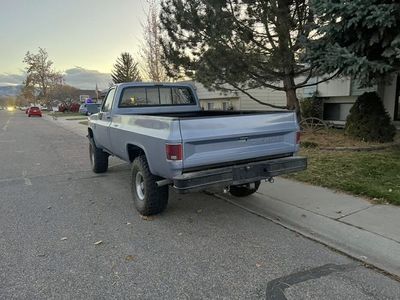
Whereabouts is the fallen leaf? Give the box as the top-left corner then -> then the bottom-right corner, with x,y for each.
125,255 -> 135,262
140,215 -> 154,221
94,240 -> 103,245
60,237 -> 67,241
47,206 -> 52,209
256,263 -> 262,268
37,253 -> 46,257
178,232 -> 183,236
196,209 -> 203,214
126,222 -> 131,225
336,210 -> 342,214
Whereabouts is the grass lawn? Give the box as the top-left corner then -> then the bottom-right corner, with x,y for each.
288,146 -> 400,205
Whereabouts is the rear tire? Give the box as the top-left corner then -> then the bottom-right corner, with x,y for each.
89,138 -> 109,173
229,181 -> 261,197
131,155 -> 169,216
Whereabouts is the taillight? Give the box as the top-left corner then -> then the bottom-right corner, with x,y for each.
296,131 -> 301,144
166,144 -> 182,161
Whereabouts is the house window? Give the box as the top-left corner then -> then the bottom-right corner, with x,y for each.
222,102 -> 230,110
323,103 -> 353,121
207,102 -> 214,110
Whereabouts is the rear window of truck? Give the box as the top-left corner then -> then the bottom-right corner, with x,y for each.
119,86 -> 196,107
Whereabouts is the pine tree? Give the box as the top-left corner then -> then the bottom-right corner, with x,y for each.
111,52 -> 142,84
307,0 -> 400,86
160,0 -> 336,119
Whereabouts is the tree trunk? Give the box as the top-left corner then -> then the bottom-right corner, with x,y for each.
283,76 -> 301,122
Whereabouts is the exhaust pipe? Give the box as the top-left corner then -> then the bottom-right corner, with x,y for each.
156,179 -> 173,187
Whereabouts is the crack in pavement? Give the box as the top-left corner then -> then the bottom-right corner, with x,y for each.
265,263 -> 359,300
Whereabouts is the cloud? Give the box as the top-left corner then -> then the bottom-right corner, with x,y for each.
0,67 -> 111,90
64,67 -> 111,90
0,73 -> 25,86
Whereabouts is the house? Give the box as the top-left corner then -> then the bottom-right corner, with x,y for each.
303,74 -> 400,126
187,74 -> 400,126
187,81 -> 300,111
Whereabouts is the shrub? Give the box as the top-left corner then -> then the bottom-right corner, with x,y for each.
345,92 -> 396,143
300,95 -> 323,119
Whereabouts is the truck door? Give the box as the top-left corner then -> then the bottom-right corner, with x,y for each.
94,88 -> 115,151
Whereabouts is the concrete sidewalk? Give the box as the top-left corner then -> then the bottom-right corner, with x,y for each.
215,178 -> 400,277
43,114 -> 88,137
44,114 -> 400,277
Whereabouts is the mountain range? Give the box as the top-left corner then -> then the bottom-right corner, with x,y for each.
0,85 -> 99,99
0,85 -> 22,97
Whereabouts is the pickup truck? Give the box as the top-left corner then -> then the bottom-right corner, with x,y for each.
88,83 -> 307,215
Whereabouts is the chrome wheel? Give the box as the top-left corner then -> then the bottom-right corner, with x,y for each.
135,171 -> 145,201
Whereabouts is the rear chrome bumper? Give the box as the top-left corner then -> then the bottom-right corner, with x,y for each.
172,156 -> 307,193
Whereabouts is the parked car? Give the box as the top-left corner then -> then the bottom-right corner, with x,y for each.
88,83 -> 307,216
79,103 -> 101,116
27,106 -> 42,117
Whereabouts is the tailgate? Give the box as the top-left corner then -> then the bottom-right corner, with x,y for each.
179,112 -> 299,171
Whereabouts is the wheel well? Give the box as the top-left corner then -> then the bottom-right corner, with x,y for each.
88,128 -> 93,138
127,144 -> 145,162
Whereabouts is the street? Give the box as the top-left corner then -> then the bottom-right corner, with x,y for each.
1,111 -> 400,299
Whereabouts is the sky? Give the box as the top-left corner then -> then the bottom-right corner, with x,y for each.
0,0 -> 149,89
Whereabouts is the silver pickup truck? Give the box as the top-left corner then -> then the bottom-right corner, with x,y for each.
88,83 -> 306,215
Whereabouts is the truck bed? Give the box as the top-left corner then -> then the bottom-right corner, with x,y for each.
140,110 -> 291,119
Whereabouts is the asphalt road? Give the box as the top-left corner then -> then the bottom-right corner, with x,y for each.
1,110 -> 400,299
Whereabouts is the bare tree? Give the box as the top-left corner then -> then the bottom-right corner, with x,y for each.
20,74 -> 36,104
141,0 -> 169,82
23,48 -> 63,106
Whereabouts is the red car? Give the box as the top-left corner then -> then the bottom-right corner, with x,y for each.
28,106 -> 42,117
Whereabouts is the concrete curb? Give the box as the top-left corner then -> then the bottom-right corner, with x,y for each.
211,178 -> 400,278
319,142 -> 400,151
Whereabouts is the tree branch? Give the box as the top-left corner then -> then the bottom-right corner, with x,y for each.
247,72 -> 286,90
227,82 -> 287,109
295,70 -> 342,88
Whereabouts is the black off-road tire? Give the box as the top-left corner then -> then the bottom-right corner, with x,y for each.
89,138 -> 109,173
131,155 -> 169,216
229,181 -> 261,197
